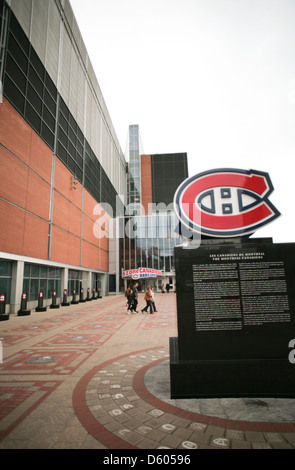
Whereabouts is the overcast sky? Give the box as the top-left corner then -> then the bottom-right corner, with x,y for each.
69,0 -> 295,243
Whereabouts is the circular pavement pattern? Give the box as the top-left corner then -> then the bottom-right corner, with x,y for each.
73,346 -> 295,449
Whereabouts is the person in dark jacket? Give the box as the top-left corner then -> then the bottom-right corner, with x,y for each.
125,286 -> 134,313
131,282 -> 139,313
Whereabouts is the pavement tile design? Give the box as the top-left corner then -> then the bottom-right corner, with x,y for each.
0,380 -> 61,439
0,293 -> 295,449
1,349 -> 91,375
73,346 -> 295,449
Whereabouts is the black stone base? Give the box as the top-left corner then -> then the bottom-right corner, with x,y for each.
71,300 -> 79,305
36,307 -> 47,312
18,310 -> 31,316
169,337 -> 295,399
50,304 -> 60,309
0,314 -> 9,321
62,302 -> 70,307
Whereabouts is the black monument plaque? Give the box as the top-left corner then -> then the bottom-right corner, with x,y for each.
170,237 -> 295,398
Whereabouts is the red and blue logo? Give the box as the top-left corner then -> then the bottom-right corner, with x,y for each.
174,168 -> 280,238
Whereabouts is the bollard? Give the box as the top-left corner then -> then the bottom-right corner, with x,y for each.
62,289 -> 70,307
18,292 -> 31,316
86,288 -> 92,301
92,288 -> 97,300
71,288 -> 79,305
0,294 -> 6,315
50,290 -> 60,309
0,294 -> 9,321
98,288 -> 102,299
36,291 -> 47,312
79,287 -> 86,303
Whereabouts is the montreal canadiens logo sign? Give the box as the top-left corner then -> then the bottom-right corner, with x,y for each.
174,168 -> 280,238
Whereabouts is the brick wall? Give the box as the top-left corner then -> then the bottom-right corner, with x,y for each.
140,154 -> 152,214
0,99 -> 109,271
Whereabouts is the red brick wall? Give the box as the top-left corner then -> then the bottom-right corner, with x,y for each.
141,154 -> 153,214
0,99 -> 109,272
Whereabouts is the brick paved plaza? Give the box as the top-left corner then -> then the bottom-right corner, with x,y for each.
0,292 -> 295,450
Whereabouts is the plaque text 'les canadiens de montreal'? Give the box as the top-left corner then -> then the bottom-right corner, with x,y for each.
193,252 -> 291,332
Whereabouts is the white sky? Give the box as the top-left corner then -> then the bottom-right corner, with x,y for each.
69,0 -> 295,243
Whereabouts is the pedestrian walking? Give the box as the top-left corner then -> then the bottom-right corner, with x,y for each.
131,282 -> 139,313
125,285 -> 134,314
151,286 -> 157,312
141,286 -> 154,314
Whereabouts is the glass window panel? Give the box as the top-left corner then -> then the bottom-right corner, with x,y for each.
25,101 -> 41,134
28,64 -> 43,98
0,279 -> 11,302
159,239 -> 165,271
40,266 -> 48,278
58,111 -> 68,133
41,123 -> 54,150
23,279 -> 29,297
43,105 -> 55,132
67,155 -> 76,174
4,74 -> 25,114
24,264 -> 30,278
6,53 -> 27,94
44,89 -> 56,116
29,279 -> 39,301
48,280 -> 55,298
27,82 -> 42,114
55,279 -> 61,297
31,264 -> 39,278
0,261 -> 12,277
39,279 -> 47,299
30,47 -> 44,80
48,268 -> 60,279
12,41 -> 28,75
57,141 -> 67,165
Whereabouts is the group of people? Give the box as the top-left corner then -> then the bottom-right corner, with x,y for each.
125,282 -> 157,315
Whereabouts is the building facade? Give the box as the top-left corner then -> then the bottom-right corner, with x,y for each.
0,0 -> 190,312
141,153 -> 188,214
120,148 -> 189,293
0,0 -> 126,313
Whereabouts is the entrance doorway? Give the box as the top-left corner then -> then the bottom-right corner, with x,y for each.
140,278 -> 157,292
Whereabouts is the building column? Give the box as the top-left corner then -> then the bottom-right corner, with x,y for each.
62,267 -> 68,298
10,261 -> 24,314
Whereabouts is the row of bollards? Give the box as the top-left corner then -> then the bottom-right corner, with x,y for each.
0,288 -> 102,321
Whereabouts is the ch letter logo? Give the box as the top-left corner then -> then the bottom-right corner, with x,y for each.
174,168 -> 280,237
